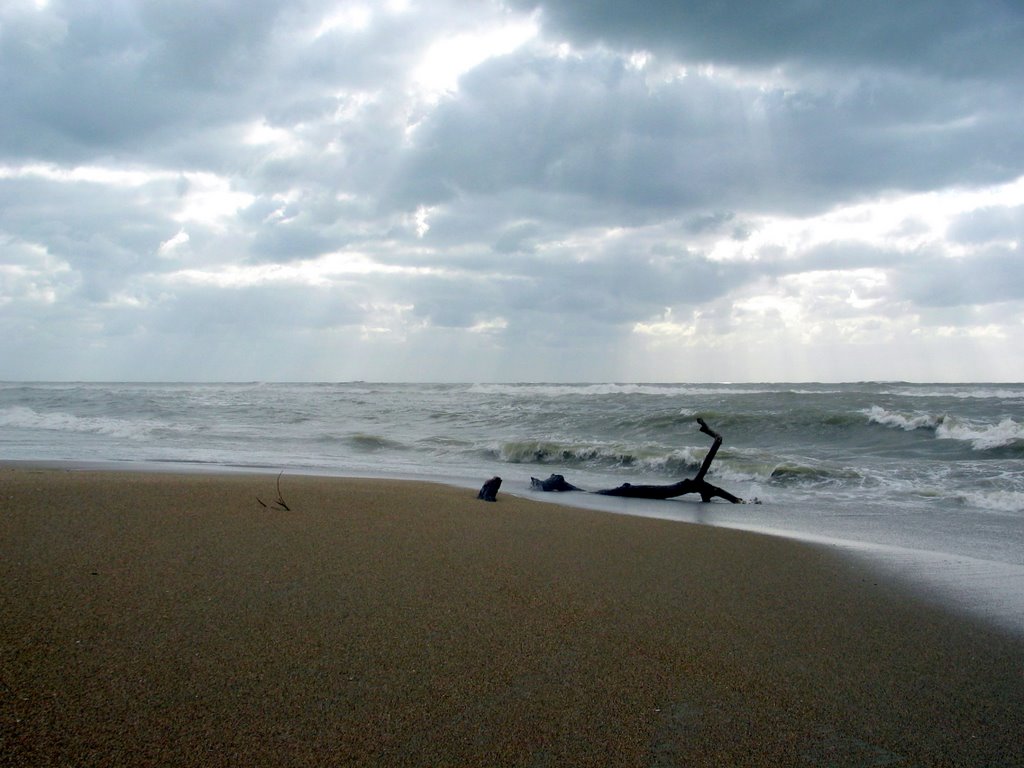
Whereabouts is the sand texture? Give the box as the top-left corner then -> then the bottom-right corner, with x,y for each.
1,468 -> 1023,767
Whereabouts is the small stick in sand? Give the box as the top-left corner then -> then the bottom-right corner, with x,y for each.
257,471 -> 292,511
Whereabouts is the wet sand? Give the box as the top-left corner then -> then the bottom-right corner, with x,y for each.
1,468 -> 1022,766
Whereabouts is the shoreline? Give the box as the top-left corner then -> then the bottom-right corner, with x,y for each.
5,458 -> 1024,636
2,466 -> 1024,765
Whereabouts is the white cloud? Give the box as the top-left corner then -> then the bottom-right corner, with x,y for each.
707,175 -> 1024,263
935,324 -> 1006,340
469,316 -> 508,334
1,0 -> 1022,381
413,16 -> 538,101
358,302 -> 424,341
413,205 -> 433,238
312,5 -> 372,38
632,308 -> 699,343
156,229 -> 190,257
0,162 -> 164,187
173,173 -> 255,228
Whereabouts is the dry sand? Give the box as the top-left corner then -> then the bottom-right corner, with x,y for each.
1,467 -> 1022,767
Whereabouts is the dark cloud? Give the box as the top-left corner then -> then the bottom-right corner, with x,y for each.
492,221 -> 542,254
686,212 -> 736,234
509,0 -> 1024,80
1,0 -> 1022,380
0,175 -> 181,300
947,204 -> 1024,244
393,50 -> 1024,230
895,246 -> 1024,307
0,0 -> 420,164
394,52 -> 764,215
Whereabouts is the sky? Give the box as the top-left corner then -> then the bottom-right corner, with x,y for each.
1,0 -> 1023,382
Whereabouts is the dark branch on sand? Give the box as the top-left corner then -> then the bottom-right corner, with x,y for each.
531,418 -> 750,504
257,471 -> 292,511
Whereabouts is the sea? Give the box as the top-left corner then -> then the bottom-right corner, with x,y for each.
2,381 -> 1023,633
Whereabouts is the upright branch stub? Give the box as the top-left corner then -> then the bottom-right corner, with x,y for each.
257,471 -> 292,511
477,476 -> 502,502
694,417 -> 723,483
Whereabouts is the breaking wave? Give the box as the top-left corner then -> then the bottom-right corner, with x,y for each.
470,383 -> 792,398
342,433 -> 410,452
884,385 -> 1024,400
954,490 -> 1024,514
866,406 -> 1023,451
768,462 -> 865,486
488,439 -> 704,475
865,405 -> 945,432
0,405 -> 191,440
936,418 -> 1024,451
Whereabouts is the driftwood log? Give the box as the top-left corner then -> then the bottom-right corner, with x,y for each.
530,474 -> 583,492
531,418 -> 746,504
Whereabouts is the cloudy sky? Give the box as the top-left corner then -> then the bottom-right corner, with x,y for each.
2,0 -> 1023,382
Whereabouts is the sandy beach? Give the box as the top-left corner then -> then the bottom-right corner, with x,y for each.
1,468 -> 1022,766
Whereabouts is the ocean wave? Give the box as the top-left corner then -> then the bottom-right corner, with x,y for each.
342,433 -> 409,452
884,386 -> 1024,400
0,405 -> 191,440
953,490 -> 1024,515
490,439 -> 636,467
936,418 -> 1024,451
767,462 -> 864,486
622,410 -> 698,431
488,439 -> 704,474
864,405 -> 944,432
865,406 -> 1023,451
639,448 -> 706,475
468,383 -> 785,398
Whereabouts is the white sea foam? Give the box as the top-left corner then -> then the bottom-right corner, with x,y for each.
864,405 -> 943,431
936,417 -> 1024,451
866,406 -> 1022,450
955,490 -> 1024,514
885,386 -> 1024,400
469,383 -> 782,397
493,439 -> 679,469
0,405 -> 187,440
635,447 -> 703,473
